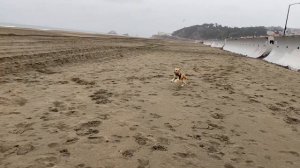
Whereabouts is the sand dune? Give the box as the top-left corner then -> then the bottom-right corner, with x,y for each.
0,28 -> 299,168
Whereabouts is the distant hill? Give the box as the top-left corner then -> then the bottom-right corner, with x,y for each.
172,24 -> 268,40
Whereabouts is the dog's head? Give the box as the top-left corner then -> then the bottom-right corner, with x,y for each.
174,68 -> 181,75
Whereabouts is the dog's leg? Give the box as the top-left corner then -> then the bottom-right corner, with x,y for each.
170,74 -> 176,82
181,79 -> 187,87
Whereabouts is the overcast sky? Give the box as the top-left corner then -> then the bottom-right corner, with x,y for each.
1,0 -> 300,37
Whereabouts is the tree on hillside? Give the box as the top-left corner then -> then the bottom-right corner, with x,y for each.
172,24 -> 267,40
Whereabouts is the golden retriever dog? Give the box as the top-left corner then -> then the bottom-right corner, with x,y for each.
170,68 -> 188,86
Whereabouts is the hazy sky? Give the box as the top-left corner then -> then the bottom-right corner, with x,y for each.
1,0 -> 300,37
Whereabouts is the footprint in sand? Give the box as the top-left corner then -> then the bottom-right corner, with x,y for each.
224,163 -> 235,168
105,135 -> 123,143
54,122 -> 70,131
64,137 -> 79,145
152,145 -> 168,151
207,121 -> 224,130
89,89 -> 113,104
0,97 -> 11,106
59,149 -> 70,157
9,122 -> 34,134
137,159 -> 150,168
284,116 -> 300,125
74,121 -> 101,136
75,163 -> 93,168
57,80 -> 69,84
173,152 -> 197,159
13,97 -> 28,106
266,104 -> 281,113
199,141 -> 219,154
150,113 -> 162,119
86,136 -> 105,144
0,143 -> 30,155
210,134 -> 230,142
71,77 -> 96,86
279,150 -> 299,157
275,101 -> 289,108
97,114 -> 110,120
48,143 -> 59,148
210,113 -> 225,119
122,149 -> 135,158
49,101 -> 67,113
30,155 -> 58,168
129,124 -> 139,131
16,143 -> 35,155
187,134 -> 201,141
75,128 -> 99,136
65,110 -> 80,117
133,133 -> 149,145
164,123 -> 176,132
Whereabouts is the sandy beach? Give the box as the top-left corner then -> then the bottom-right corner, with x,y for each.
0,28 -> 299,168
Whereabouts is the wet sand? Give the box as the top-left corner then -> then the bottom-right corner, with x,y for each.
0,27 -> 300,168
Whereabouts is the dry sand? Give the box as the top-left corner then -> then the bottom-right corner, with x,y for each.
0,27 -> 300,168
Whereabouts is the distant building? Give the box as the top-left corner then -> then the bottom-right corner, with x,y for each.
287,28 -> 300,35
